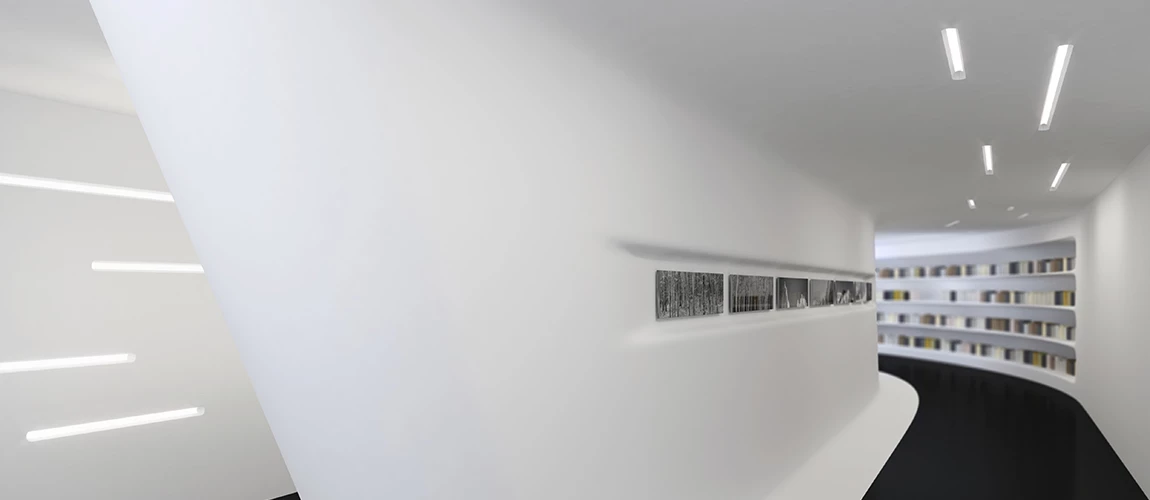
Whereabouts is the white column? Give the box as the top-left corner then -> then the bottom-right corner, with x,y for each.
91,2 -> 879,499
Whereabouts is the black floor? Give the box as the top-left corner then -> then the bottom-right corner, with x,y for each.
867,355 -> 1147,500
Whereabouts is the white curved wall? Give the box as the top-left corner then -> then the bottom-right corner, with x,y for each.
0,90 -> 293,500
1075,142 -> 1150,494
92,2 -> 877,499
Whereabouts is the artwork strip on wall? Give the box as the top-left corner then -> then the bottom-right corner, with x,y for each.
867,282 -> 874,302
728,275 -> 774,314
809,279 -> 835,308
655,270 -> 724,319
777,277 -> 809,310
853,282 -> 867,304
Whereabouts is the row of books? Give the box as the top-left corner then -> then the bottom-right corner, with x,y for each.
876,257 -> 1075,279
876,312 -> 1076,341
882,290 -> 912,301
879,334 -> 1076,376
947,290 -> 1075,306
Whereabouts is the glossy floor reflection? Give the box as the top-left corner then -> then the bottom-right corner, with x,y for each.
867,355 -> 1147,500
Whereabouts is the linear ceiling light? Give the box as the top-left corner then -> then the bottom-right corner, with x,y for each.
1018,213 -> 1030,219
1050,162 -> 1071,191
1039,44 -> 1074,131
982,145 -> 994,175
92,261 -> 204,273
1007,206 -> 1015,211
945,220 -> 961,228
0,173 -> 174,202
0,354 -> 136,374
26,407 -> 205,442
968,199 -> 977,209
942,28 -> 966,80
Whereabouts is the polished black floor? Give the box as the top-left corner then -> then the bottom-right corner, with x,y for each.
867,355 -> 1147,500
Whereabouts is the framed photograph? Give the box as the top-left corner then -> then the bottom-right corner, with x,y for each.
809,279 -> 835,308
656,270 -> 724,319
777,277 -> 809,310
834,281 -> 855,305
867,282 -> 873,302
729,275 -> 774,314
853,282 -> 867,304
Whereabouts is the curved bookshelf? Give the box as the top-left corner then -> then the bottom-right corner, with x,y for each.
878,271 -> 1074,282
877,322 -> 1074,350
876,300 -> 1074,311
875,237 -> 1077,394
878,344 -> 1074,396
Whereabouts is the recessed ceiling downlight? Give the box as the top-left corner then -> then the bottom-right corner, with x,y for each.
26,408 -> 205,442
942,28 -> 966,80
92,261 -> 204,274
1039,44 -> 1074,131
968,199 -> 977,209
0,354 -> 136,374
1051,162 -> 1071,191
982,145 -> 994,175
0,173 -> 174,202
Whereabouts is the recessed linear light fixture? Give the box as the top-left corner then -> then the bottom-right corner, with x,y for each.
1039,44 -> 1074,131
92,261 -> 204,274
982,145 -> 994,175
968,199 -> 977,209
1050,162 -> 1071,191
945,220 -> 961,228
0,354 -> 136,375
26,407 -> 205,442
1007,206 -> 1015,211
0,173 -> 174,203
1018,213 -> 1030,219
942,28 -> 966,80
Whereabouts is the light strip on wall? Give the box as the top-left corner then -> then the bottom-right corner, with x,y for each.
92,261 -> 204,274
1038,44 -> 1074,131
0,173 -> 174,202
967,199 -> 977,209
1050,162 -> 1071,191
26,407 -> 205,442
942,28 -> 966,80
945,220 -> 961,228
982,145 -> 994,175
0,354 -> 136,374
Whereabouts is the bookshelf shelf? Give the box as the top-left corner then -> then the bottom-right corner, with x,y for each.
877,322 -> 1074,351
876,300 -> 1074,311
877,271 -> 1075,282
878,344 -> 1075,395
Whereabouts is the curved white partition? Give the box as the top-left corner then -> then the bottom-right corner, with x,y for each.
764,372 -> 918,500
92,2 -> 888,498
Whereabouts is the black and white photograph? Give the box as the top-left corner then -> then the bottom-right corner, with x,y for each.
834,280 -> 854,305
728,274 -> 774,314
809,279 -> 835,307
853,282 -> 867,304
867,282 -> 873,302
656,270 -> 724,319
777,277 -> 809,310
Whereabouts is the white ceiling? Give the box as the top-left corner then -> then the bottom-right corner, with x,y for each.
520,0 -> 1150,234
5,0 -> 1150,234
0,0 -> 133,114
